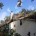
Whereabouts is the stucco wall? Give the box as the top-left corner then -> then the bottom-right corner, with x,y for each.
9,19 -> 36,36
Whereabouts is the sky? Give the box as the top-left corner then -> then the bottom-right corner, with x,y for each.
0,0 -> 36,20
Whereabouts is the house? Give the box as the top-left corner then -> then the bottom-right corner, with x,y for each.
0,12 -> 36,36
9,14 -> 36,36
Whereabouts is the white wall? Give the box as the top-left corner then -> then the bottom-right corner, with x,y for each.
9,19 -> 36,36
9,21 -> 16,30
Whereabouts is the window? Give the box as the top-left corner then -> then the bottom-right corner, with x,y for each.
20,19 -> 22,26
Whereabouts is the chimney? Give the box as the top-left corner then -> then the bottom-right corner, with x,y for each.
10,11 -> 14,19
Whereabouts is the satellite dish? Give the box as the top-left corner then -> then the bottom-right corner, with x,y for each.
17,0 -> 22,7
0,2 -> 4,9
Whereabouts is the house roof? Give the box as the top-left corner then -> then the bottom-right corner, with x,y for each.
0,12 -> 36,28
